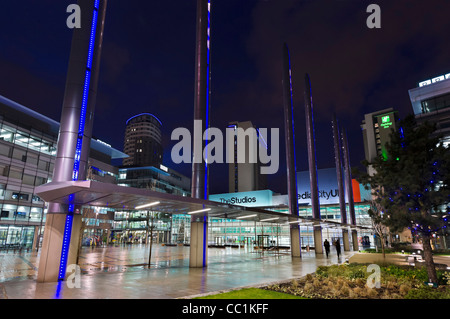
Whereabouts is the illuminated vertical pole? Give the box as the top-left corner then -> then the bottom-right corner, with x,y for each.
341,127 -> 358,250
304,74 -> 323,254
332,114 -> 350,251
190,0 -> 211,268
37,0 -> 107,282
282,44 -> 301,257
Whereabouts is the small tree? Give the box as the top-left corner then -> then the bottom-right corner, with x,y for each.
368,199 -> 389,258
355,115 -> 450,284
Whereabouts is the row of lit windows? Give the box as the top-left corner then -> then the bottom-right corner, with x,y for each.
0,122 -> 56,156
421,93 -> 450,114
0,163 -> 49,186
0,225 -> 37,248
0,144 -> 54,172
0,203 -> 45,222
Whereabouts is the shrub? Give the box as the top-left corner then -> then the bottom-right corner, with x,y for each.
354,278 -> 366,287
366,287 -> 378,298
316,266 -> 329,278
391,242 -> 413,253
340,283 -> 350,296
444,272 -> 450,285
405,287 -> 450,299
303,283 -> 314,294
399,283 -> 412,295
349,268 -> 366,280
353,287 -> 366,297
312,278 -> 321,289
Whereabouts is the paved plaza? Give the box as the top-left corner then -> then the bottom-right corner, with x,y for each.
0,244 -> 356,299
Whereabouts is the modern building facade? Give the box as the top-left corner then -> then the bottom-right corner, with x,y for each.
201,168 -> 374,250
118,164 -> 190,196
409,72 -> 450,148
409,72 -> 450,250
228,121 -> 267,193
116,110 -> 190,244
112,164 -> 190,244
361,108 -> 400,165
123,113 -> 163,167
0,95 -> 126,251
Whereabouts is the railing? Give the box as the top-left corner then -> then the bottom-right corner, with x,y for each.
0,243 -> 32,253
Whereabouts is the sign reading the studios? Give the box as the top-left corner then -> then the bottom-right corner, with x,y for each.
209,190 -> 273,207
217,196 -> 257,205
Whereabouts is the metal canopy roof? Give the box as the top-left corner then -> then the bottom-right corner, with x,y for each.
35,180 -> 370,230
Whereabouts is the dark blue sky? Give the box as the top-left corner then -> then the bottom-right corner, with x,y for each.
1,0 -> 450,195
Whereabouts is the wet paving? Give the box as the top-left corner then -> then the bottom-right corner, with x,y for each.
0,244 -> 355,299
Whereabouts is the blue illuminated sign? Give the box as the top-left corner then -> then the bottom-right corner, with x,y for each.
297,168 -> 339,205
125,113 -> 163,126
209,190 -> 273,208
296,168 -> 371,205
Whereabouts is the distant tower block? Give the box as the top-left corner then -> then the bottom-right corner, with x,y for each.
123,113 -> 163,167
227,121 -> 267,193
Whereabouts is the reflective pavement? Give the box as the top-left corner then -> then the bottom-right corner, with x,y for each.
0,244 -> 355,299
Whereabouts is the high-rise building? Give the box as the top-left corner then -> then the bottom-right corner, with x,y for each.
361,108 -> 399,169
408,72 -> 450,147
228,121 -> 267,193
118,114 -> 189,244
123,113 -> 163,167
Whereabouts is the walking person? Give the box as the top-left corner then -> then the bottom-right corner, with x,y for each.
335,239 -> 341,259
324,239 -> 330,258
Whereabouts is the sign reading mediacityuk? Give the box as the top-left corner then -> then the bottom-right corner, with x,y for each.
296,168 -> 371,205
297,168 -> 340,205
208,190 -> 273,207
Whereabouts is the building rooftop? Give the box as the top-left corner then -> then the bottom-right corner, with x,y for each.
0,94 -> 127,159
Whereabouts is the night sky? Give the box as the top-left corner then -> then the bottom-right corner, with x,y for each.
1,0 -> 450,195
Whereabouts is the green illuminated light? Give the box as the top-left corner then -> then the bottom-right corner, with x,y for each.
380,114 -> 393,129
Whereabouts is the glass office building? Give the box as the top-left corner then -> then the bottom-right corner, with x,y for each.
0,95 -> 125,250
167,168 -> 375,250
409,73 -> 450,249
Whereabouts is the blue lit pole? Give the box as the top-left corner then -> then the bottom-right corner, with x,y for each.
304,74 -> 323,254
332,114 -> 350,251
282,44 -> 301,258
37,0 -> 107,282
341,127 -> 359,251
190,0 -> 211,268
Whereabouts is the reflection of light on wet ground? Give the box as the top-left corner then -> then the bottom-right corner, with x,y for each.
1,244 -> 359,299
0,245 -> 298,281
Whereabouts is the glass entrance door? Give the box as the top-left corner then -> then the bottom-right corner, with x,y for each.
6,226 -> 21,247
0,226 -> 7,248
21,227 -> 35,248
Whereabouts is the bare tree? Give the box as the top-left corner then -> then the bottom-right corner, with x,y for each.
368,199 -> 389,258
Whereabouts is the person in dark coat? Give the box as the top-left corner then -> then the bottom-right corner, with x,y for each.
324,239 -> 330,258
335,239 -> 341,258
